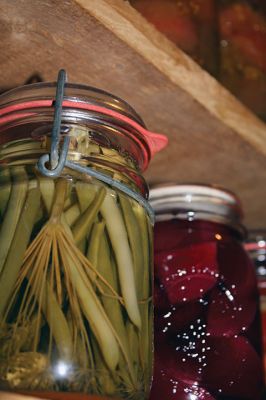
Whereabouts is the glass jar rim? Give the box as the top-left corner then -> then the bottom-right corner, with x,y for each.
149,183 -> 244,233
0,82 -> 168,171
0,82 -> 144,123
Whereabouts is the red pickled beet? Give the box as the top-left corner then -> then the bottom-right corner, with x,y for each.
154,220 -> 228,253
154,340 -> 200,384
155,299 -> 205,334
151,361 -> 215,400
207,241 -> 258,337
154,280 -> 169,312
153,218 -> 263,399
155,242 -> 218,304
202,336 -> 264,399
154,318 -> 210,384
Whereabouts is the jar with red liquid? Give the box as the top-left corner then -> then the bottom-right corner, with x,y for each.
149,184 -> 264,400
219,0 -> 266,120
245,230 -> 266,383
130,0 -> 218,76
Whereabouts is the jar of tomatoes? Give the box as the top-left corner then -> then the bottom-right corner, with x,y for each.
149,184 -> 264,400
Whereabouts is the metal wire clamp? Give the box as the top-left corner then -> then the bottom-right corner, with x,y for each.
37,69 -> 155,224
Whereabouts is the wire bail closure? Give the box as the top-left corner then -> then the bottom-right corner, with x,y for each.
36,69 -> 155,224
37,69 -> 70,177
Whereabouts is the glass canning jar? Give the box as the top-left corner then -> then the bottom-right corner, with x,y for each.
149,184 -> 264,400
219,0 -> 266,120
131,0 -> 218,76
245,230 -> 266,383
0,80 -> 167,399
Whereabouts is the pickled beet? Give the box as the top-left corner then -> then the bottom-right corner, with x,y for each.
151,360 -> 215,400
202,336 -> 264,399
155,242 -> 218,304
207,241 -> 258,337
150,375 -> 215,400
154,280 -> 169,312
152,218 -> 263,400
154,338 -> 201,384
155,299 -> 205,334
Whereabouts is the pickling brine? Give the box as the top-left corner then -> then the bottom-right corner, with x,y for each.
0,79 -> 167,399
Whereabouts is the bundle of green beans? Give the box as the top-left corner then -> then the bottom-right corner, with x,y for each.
0,143 -> 152,399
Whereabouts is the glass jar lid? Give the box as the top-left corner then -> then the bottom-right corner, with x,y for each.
0,82 -> 168,171
149,183 -> 244,232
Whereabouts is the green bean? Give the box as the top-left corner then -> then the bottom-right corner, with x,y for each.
126,321 -> 139,373
0,168 -> 11,217
133,203 -> 151,299
97,237 -> 139,389
43,281 -> 73,361
133,203 -> 152,383
0,166 -> 28,275
0,186 -> 40,317
100,190 -> 141,329
76,181 -> 96,212
64,203 -> 80,226
72,186 -> 106,244
91,335 -> 116,396
64,250 -> 120,371
97,232 -> 130,352
119,195 -> 143,301
87,220 -> 106,281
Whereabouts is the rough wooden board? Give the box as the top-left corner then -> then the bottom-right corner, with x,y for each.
0,0 -> 266,228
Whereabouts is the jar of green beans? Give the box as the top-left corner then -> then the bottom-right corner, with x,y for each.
0,79 -> 167,400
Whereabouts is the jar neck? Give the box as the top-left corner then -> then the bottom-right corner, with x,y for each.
0,123 -> 148,197
150,185 -> 244,237
0,82 -> 156,172
154,211 -> 245,239
155,219 -> 244,251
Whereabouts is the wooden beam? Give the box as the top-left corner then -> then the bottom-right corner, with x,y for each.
0,0 -> 265,228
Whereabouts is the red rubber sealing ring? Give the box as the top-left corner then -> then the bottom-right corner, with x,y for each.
0,100 -> 168,170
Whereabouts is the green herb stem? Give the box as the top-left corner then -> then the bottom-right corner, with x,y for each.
0,166 -> 28,275
0,186 -> 41,317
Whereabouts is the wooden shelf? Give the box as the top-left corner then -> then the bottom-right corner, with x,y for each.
1,0 -> 266,228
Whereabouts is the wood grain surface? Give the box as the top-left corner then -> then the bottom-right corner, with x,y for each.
0,0 -> 266,228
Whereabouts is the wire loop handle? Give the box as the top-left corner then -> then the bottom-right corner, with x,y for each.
37,69 -> 70,177
36,69 -> 154,223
